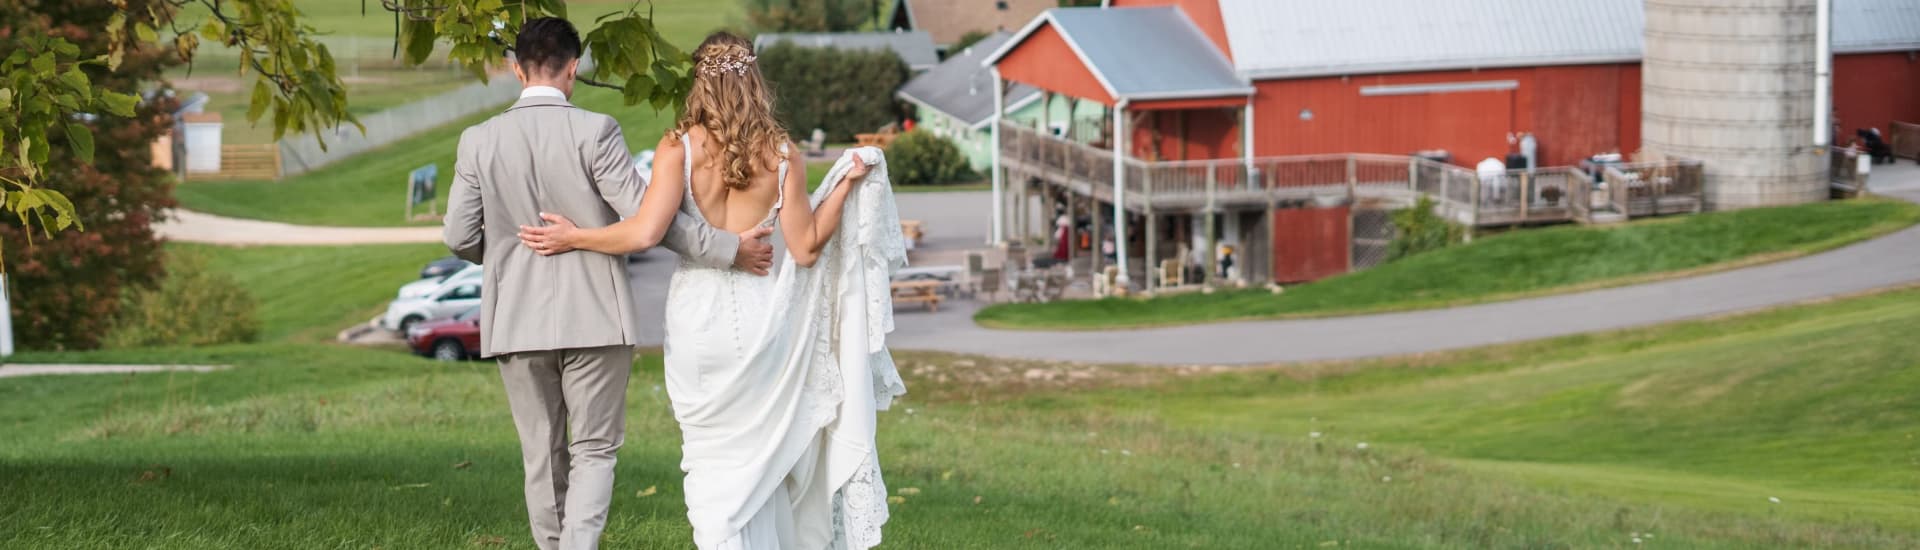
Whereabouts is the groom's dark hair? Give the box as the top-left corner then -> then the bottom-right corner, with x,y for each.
515,17 -> 581,75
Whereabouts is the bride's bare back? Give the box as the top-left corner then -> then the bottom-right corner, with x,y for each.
675,127 -> 791,235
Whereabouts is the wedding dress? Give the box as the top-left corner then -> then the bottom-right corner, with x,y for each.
661,137 -> 908,550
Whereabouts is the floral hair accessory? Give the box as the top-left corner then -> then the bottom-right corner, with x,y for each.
698,53 -> 757,76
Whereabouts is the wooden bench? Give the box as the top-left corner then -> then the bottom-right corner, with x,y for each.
890,280 -> 943,312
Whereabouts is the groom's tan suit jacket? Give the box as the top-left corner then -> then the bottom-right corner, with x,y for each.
444,94 -> 737,357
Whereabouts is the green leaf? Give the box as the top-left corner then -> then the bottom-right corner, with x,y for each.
30,52 -> 54,73
247,80 -> 271,123
98,91 -> 137,117
134,22 -> 158,43
402,20 -> 438,65
622,74 -> 653,105
32,189 -> 79,232
49,38 -> 80,57
63,123 -> 93,164
0,87 -> 11,110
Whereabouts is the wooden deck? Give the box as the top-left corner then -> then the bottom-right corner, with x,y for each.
998,122 -> 1705,226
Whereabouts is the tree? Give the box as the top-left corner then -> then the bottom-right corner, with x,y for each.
1,0 -> 696,348
0,0 -> 177,350
744,0 -> 873,33
758,41 -> 907,142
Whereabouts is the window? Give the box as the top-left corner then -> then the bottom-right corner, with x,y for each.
996,1 -> 1008,10
442,285 -> 481,301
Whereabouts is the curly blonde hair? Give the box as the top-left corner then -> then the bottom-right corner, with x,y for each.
677,32 -> 788,190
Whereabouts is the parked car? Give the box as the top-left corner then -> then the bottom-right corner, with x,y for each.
421,256 -> 471,279
381,280 -> 482,333
398,263 -> 482,300
408,306 -> 481,361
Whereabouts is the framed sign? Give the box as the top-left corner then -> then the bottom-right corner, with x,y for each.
406,164 -> 438,220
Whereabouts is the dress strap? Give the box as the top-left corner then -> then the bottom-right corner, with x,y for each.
773,142 -> 789,211
681,132 -> 694,184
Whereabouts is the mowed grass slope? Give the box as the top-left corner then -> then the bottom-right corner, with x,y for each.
7,290 -> 1920,549
173,0 -> 741,226
1094,287 -> 1920,526
978,198 -> 1920,329
3,239 -> 1917,546
178,243 -> 449,341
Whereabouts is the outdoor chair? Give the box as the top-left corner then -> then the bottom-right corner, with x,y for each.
964,251 -> 986,298
978,268 -> 1003,302
1159,259 -> 1184,287
1043,266 -> 1069,302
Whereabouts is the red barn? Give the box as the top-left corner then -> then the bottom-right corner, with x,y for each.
981,0 -> 1920,286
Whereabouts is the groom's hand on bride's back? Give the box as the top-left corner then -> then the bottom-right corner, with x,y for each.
734,227 -> 774,275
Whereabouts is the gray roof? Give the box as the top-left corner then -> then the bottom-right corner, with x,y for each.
1834,0 -> 1920,53
984,7 -> 1253,101
897,32 -> 1041,128
1217,0 -> 1920,80
754,31 -> 941,71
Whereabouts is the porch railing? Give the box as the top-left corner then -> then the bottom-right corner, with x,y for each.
1602,159 -> 1706,217
998,121 -> 1701,226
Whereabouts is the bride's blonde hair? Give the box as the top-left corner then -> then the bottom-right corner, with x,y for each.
678,32 -> 788,191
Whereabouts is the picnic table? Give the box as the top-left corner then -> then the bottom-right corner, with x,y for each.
890,280 -> 943,312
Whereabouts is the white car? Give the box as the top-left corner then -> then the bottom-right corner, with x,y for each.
381,280 -> 483,333
398,263 -> 482,300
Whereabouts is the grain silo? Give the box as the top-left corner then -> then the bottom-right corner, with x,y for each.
1642,0 -> 1829,209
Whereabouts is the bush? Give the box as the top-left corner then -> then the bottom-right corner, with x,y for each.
103,253 -> 260,348
887,130 -> 975,185
1387,196 -> 1464,261
758,41 -> 910,143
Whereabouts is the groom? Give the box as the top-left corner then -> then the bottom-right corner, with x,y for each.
442,18 -> 774,550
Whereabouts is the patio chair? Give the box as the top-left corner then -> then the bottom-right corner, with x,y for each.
978,268 -> 1002,302
964,252 -> 986,298
1159,258 -> 1184,288
1042,266 -> 1069,302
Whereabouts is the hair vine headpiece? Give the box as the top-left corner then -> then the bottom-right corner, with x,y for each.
697,52 -> 757,77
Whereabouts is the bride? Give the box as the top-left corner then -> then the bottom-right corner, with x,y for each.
516,32 -> 907,550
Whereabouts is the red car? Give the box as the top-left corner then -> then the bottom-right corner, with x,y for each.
407,306 -> 481,361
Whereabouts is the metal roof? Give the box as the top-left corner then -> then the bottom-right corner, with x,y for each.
897,32 -> 1042,128
1217,0 -> 1920,80
1217,0 -> 1643,80
1834,0 -> 1920,53
984,7 -> 1253,102
753,31 -> 941,71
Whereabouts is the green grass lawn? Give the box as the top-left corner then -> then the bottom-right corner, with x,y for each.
978,198 -> 1920,329
177,242 -> 450,342
173,0 -> 742,225
5,286 -> 1919,547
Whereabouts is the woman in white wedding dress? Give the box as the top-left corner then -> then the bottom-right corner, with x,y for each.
515,32 -> 907,550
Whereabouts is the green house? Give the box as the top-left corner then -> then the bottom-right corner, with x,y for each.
897,32 -> 1107,171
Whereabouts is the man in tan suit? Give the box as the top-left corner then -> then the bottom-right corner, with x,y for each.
442,18 -> 773,550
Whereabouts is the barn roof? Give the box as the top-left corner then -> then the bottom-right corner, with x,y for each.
753,31 -> 941,71
1835,0 -> 1920,53
983,7 -> 1253,102
897,32 -> 1042,129
1216,0 -> 1920,80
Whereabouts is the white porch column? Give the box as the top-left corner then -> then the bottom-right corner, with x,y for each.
990,68 -> 1006,245
1242,101 -> 1256,177
1112,100 -> 1131,286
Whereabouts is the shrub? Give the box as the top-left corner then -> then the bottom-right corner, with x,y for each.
887,130 -> 975,185
103,253 -> 260,348
1387,196 -> 1464,261
758,41 -> 910,143
951,30 -> 992,53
